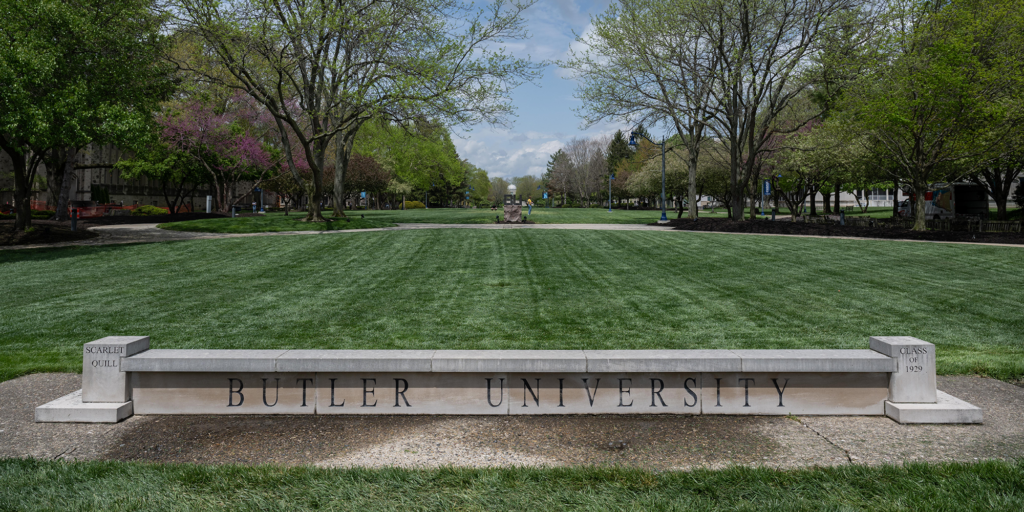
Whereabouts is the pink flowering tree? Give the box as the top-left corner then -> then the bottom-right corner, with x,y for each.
159,98 -> 273,213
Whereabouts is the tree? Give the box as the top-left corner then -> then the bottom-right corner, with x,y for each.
696,145 -> 733,216
566,0 -> 855,221
511,175 -> 543,200
173,0 -> 541,222
462,162 -> 491,207
345,154 -> 391,209
0,0 -> 173,230
488,177 -> 509,205
606,131 -> 632,176
158,99 -> 274,212
115,139 -> 209,215
696,0 -> 858,220
962,126 -> 1024,220
971,153 -> 1023,220
565,0 -> 718,220
561,136 -> 608,207
355,118 -> 463,207
840,0 -> 1024,229
544,149 -> 570,205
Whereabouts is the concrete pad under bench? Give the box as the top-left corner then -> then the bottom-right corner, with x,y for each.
35,390 -> 132,423
885,391 -> 983,424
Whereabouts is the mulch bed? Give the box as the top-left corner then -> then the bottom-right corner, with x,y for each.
0,221 -> 98,246
663,217 -> 1024,245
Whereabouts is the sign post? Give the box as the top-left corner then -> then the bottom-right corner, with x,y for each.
762,180 -> 771,216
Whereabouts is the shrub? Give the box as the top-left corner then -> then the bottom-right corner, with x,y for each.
131,205 -> 168,216
401,200 -> 426,209
32,210 -> 55,219
90,185 -> 111,204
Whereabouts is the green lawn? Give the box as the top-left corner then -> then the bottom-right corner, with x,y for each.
156,208 -> 671,233
2,229 -> 1022,382
2,458 -> 1023,511
157,205 -> 960,234
158,214 -> 396,233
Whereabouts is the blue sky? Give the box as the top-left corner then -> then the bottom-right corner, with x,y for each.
452,0 -> 623,179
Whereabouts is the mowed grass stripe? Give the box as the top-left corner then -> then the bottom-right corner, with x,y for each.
1,229 -> 1022,381
1,458 -> 1023,511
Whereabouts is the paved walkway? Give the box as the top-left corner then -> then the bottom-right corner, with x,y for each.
2,222 -> 1020,251
2,373 -> 1020,469
0,223 -> 677,251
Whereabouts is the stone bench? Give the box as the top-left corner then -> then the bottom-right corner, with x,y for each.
35,336 -> 982,425
119,349 -> 895,374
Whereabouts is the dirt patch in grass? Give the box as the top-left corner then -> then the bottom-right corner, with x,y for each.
0,221 -> 97,246
665,217 -> 1024,245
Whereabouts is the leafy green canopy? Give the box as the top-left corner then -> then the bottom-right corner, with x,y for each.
171,0 -> 541,220
0,0 -> 174,227
839,0 -> 1024,229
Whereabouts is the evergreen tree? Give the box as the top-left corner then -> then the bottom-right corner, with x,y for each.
606,130 -> 632,176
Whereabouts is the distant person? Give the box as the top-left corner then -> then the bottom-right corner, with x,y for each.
252,201 -> 257,213
527,198 -> 533,215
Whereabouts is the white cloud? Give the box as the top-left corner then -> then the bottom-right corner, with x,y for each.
454,119 -> 626,179
448,0 -> 627,180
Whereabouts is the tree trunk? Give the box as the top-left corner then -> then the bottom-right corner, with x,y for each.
974,165 -> 1021,221
6,148 -> 33,231
810,186 -> 818,216
303,138 -> 328,222
833,182 -> 841,214
332,132 -> 354,218
822,190 -> 832,215
45,147 -> 68,210
53,147 -> 77,221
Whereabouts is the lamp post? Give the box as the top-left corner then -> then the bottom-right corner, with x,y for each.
628,131 -> 668,222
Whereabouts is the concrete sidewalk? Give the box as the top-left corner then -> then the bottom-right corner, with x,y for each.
2,373 -> 1021,470
2,221 -> 1020,251
0,222 -> 676,251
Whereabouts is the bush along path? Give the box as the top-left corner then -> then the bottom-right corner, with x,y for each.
666,217 -> 1024,245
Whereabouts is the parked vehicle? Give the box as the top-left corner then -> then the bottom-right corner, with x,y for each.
897,183 -> 988,220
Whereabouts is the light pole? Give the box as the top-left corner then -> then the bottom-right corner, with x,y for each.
628,131 -> 668,222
